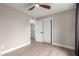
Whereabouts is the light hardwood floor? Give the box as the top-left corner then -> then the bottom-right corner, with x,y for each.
3,42 -> 75,56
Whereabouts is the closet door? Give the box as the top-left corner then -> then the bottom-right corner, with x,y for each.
35,20 -> 43,42
43,18 -> 51,43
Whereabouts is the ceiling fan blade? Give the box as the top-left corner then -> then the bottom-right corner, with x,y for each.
28,6 -> 35,10
39,4 -> 51,9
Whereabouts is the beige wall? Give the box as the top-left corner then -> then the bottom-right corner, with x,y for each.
0,5 -> 30,52
53,9 -> 75,49
37,9 -> 75,49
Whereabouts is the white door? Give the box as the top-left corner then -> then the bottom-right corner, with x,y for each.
43,19 -> 51,43
35,20 -> 43,42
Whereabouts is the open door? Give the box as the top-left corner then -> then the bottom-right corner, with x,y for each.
75,3 -> 79,56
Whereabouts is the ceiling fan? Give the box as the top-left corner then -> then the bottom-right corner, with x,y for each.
28,3 -> 51,11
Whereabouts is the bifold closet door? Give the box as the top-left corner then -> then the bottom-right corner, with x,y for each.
35,20 -> 43,42
43,19 -> 51,43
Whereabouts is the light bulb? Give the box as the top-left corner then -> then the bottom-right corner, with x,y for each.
35,4 -> 39,8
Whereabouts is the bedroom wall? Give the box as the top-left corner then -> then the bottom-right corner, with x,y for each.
53,9 -> 75,49
0,4 -> 31,53
37,9 -> 75,49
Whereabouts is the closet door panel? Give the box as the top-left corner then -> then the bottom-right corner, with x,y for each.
35,20 -> 43,42
43,19 -> 51,43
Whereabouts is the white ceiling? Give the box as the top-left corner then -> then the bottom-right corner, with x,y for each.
3,3 -> 75,18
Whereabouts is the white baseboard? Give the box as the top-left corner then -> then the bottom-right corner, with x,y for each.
53,43 -> 75,50
0,41 -> 31,56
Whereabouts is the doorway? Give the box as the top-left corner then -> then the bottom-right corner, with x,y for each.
30,24 -> 35,43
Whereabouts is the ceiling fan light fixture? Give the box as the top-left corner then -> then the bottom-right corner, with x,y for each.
35,4 -> 39,8
28,3 -> 51,11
